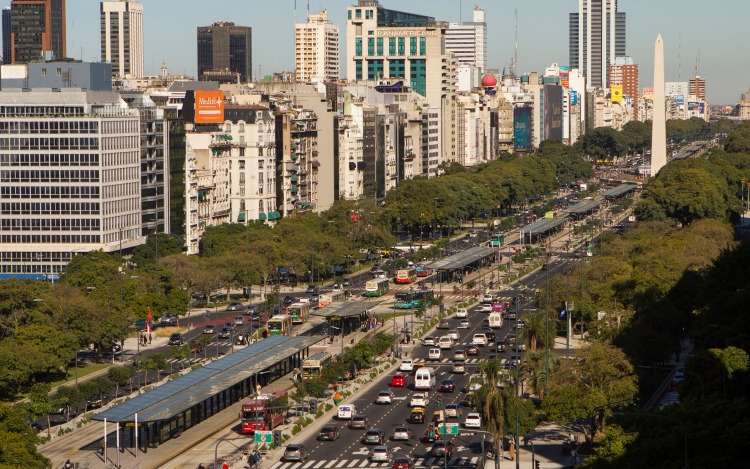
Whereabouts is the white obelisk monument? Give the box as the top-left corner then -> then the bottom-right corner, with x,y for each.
651,34 -> 667,176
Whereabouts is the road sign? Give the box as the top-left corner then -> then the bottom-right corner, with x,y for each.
439,423 -> 459,435
255,431 -> 273,443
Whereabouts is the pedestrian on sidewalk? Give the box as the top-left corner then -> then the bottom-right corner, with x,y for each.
148,332 -> 152,344
99,438 -> 105,455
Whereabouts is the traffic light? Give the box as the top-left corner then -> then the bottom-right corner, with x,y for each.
273,430 -> 282,446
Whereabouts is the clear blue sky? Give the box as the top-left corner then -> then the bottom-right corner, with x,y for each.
7,0 -> 748,104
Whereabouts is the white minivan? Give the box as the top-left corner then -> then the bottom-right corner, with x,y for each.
337,404 -> 356,420
414,367 -> 436,390
438,336 -> 453,350
472,333 -> 488,346
428,348 -> 442,361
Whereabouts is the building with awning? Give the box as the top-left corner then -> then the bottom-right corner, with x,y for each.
425,246 -> 498,282
312,300 -> 376,336
519,217 -> 569,244
93,335 -> 321,451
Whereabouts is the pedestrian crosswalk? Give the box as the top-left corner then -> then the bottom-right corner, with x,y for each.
268,456 -> 479,469
411,357 -> 483,364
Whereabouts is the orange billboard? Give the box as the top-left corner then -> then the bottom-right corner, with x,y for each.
194,90 -> 225,124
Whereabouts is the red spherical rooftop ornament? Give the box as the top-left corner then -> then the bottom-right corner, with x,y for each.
481,74 -> 498,87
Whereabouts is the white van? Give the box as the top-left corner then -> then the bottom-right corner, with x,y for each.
438,336 -> 453,350
337,404 -> 356,420
428,348 -> 442,361
472,333 -> 488,346
414,367 -> 436,390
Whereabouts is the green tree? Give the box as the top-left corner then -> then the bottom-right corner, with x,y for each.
28,383 -> 53,436
0,403 -> 51,468
52,385 -> 83,422
108,366 -> 135,398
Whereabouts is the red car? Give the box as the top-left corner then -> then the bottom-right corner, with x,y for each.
390,373 -> 406,387
392,457 -> 414,469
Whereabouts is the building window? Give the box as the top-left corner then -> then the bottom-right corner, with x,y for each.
356,60 -> 363,80
389,60 -> 405,79
365,9 -> 373,19
56,68 -> 62,76
239,160 -> 245,169
355,9 -> 361,18
367,60 -> 384,80
367,37 -> 374,56
355,37 -> 362,56
419,37 -> 426,55
42,68 -> 47,76
410,37 -> 417,55
376,38 -> 383,56
348,10 -> 351,20
398,38 -> 405,56
389,37 -> 396,55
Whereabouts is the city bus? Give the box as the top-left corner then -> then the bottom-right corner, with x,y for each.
301,352 -> 333,381
287,303 -> 310,325
267,314 -> 293,335
488,233 -> 505,247
395,268 -> 417,284
241,397 -> 284,434
394,289 -> 434,309
415,265 -> 430,277
319,291 -> 345,308
364,278 -> 390,297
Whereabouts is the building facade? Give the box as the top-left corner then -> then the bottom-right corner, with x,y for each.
445,6 -> 487,80
295,10 -> 339,83
608,56 -> 638,120
0,90 -> 143,278
197,22 -> 252,83
569,0 -> 625,89
100,0 -> 144,79
9,0 -> 66,63
689,75 -> 706,100
2,7 -> 11,64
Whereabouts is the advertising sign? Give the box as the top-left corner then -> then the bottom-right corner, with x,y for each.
643,87 -> 654,98
674,95 -> 685,105
687,101 -> 700,110
559,70 -> 570,88
543,84 -> 563,143
194,90 -> 225,124
611,85 -> 623,103
513,106 -> 532,150
569,90 -> 578,105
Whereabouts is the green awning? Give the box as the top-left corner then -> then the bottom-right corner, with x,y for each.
259,213 -> 267,221
270,211 -> 281,220
291,187 -> 298,194
238,213 -> 245,222
291,176 -> 298,183
291,154 -> 298,160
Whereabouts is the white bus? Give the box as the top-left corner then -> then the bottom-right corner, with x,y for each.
364,278 -> 390,297
488,312 -> 504,329
414,367 -> 436,390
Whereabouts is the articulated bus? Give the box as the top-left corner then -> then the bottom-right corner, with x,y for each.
319,291 -> 345,308
287,303 -> 310,324
241,397 -> 284,434
394,289 -> 434,309
395,268 -> 417,284
364,278 -> 390,297
301,351 -> 333,381
267,314 -> 293,335
488,233 -> 505,247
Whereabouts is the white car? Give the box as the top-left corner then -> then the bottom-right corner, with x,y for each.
472,333 -> 488,346
458,320 -> 470,329
468,379 -> 483,392
399,359 -> 414,372
376,390 -> 395,404
410,393 -> 428,407
369,446 -> 391,462
464,412 -> 482,428
456,308 -> 469,318
448,330 -> 460,341
422,336 -> 436,346
479,303 -> 493,313
481,294 -> 494,304
453,350 -> 466,361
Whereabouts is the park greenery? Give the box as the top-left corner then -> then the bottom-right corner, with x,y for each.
0,117 -> 746,467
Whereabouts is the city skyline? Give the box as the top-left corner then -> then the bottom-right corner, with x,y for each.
2,0 -> 748,104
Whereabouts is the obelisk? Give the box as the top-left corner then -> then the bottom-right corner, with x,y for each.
651,34 -> 667,176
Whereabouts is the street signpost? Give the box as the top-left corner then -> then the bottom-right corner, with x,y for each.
439,423 -> 459,435
254,431 -> 272,444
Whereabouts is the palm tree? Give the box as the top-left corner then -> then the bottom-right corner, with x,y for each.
522,310 -> 547,351
520,350 -> 548,398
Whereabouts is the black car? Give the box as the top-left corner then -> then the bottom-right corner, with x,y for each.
430,440 -> 455,458
496,340 -> 507,353
168,333 -> 184,346
439,379 -> 455,393
363,429 -> 385,445
465,344 -> 480,356
218,327 -> 232,339
306,285 -> 319,294
483,330 -> 496,342
283,295 -> 296,306
318,425 -> 340,441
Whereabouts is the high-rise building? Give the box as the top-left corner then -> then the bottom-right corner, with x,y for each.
1,7 -> 11,64
9,0 -> 66,64
0,90 -> 143,278
100,0 -> 144,78
197,22 -> 252,83
608,56 -> 639,120
295,10 -> 339,83
569,0 -> 625,89
345,0 -> 450,105
689,75 -> 706,100
445,6 -> 487,77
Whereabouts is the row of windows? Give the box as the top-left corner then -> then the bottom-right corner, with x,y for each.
103,198 -> 139,217
0,169 -> 101,183
356,36 -> 427,57
0,137 -> 100,150
1,202 -> 101,215
0,251 -> 71,263
1,218 -> 101,230
102,167 -> 138,183
102,182 -> 139,199
0,106 -> 85,118
1,185 -> 101,199
0,235 -> 100,245
101,136 -> 139,151
101,120 -> 139,134
0,153 -> 100,167
0,120 -> 99,134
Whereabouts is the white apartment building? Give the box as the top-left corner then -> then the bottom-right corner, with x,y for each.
100,0 -> 144,78
185,113 -> 277,255
445,6 -> 487,85
295,10 -> 340,83
0,90 -> 143,278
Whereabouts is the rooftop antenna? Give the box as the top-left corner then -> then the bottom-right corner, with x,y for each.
460,0 -> 462,23
678,32 -> 681,80
293,0 -> 297,25
695,50 -> 700,77
511,8 -> 518,78
307,0 -> 310,21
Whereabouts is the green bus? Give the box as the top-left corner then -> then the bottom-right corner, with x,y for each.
488,233 -> 505,247
364,278 -> 390,297
267,314 -> 292,335
394,289 -> 434,309
287,303 -> 310,324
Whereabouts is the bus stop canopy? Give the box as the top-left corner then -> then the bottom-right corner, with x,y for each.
93,335 -> 321,423
312,300 -> 376,318
520,216 -> 568,236
426,246 -> 497,272
601,184 -> 638,198
564,199 -> 604,215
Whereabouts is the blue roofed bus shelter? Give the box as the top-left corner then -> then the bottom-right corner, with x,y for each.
425,246 -> 498,283
93,335 -> 321,453
519,217 -> 569,245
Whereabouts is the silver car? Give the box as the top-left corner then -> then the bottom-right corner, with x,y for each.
369,446 -> 391,462
283,444 -> 308,462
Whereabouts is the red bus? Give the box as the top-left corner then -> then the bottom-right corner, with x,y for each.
241,398 -> 284,434
395,268 -> 417,284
